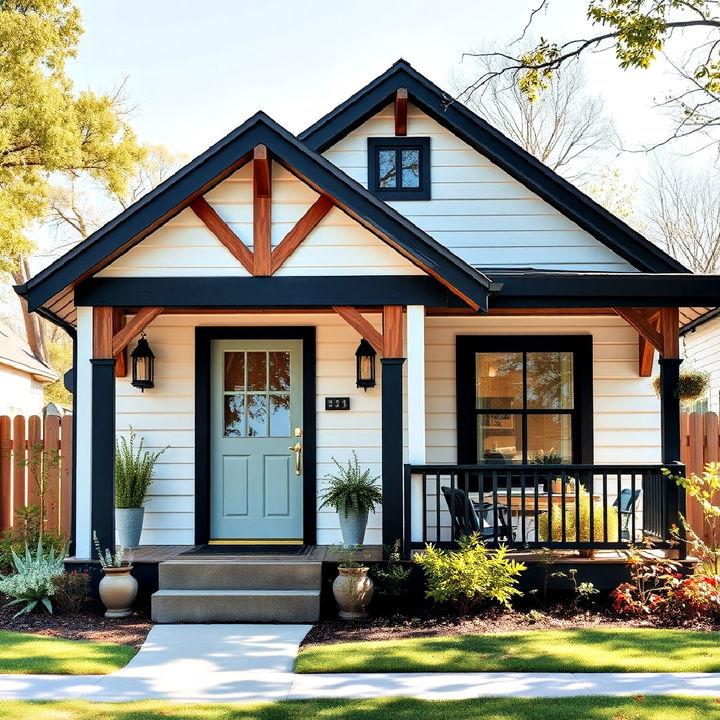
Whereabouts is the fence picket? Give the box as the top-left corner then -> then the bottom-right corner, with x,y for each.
12,415 -> 26,517
44,415 -> 61,530
0,417 -> 11,531
60,415 -> 73,537
26,415 -> 42,508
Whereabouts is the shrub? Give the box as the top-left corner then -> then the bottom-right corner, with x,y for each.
415,533 -> 526,613
52,571 -> 91,614
319,451 -> 382,517
115,429 -> 167,509
0,505 -> 66,574
0,539 -> 65,617
538,482 -> 619,544
371,540 -> 412,600
665,573 -> 720,619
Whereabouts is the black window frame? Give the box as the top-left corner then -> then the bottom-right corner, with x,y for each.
367,136 -> 431,200
456,335 -> 593,465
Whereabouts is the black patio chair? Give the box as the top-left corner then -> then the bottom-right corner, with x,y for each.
613,488 -> 642,540
441,486 -> 512,542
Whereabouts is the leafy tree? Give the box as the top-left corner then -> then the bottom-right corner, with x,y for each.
461,1 -> 720,151
43,339 -> 72,407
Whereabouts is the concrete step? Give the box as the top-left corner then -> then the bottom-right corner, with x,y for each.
158,560 -> 322,590
151,589 -> 321,623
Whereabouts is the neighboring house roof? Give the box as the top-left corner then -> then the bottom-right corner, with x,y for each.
680,307 -> 720,334
15,113 -> 493,318
300,59 -> 689,275
0,321 -> 58,383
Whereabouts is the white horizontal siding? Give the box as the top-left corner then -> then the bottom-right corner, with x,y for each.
115,312 -> 385,546
424,314 -> 661,466
683,317 -> 720,413
97,163 -> 423,279
324,103 -> 637,273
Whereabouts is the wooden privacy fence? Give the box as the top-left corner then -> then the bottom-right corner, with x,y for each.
680,411 -> 720,543
0,414 -> 73,536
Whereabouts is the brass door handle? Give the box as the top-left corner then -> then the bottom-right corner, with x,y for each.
288,442 -> 302,475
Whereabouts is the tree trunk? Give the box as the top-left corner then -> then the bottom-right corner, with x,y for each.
11,258 -> 48,365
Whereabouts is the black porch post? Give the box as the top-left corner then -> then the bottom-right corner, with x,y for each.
90,307 -> 116,555
659,357 -> 683,464
381,357 -> 405,547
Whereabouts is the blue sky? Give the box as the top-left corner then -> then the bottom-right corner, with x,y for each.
70,0 -> 673,158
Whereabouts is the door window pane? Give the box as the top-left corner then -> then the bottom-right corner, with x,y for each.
269,351 -> 290,391
401,149 -> 420,187
476,352 -> 523,410
246,394 -> 267,437
477,414 -> 522,463
247,352 -> 267,391
378,149 -> 397,188
224,352 -> 245,391
527,414 -> 572,463
526,352 -> 573,409
269,394 -> 291,437
224,395 -> 245,437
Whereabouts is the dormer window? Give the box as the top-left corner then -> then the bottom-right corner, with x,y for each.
367,137 -> 430,200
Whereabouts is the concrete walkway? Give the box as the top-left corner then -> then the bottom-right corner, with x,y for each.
1,624 -> 720,703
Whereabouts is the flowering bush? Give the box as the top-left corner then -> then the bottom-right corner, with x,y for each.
666,573 -> 720,618
0,539 -> 65,617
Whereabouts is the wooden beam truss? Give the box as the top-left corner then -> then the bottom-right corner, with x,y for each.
332,305 -> 404,357
612,306 -> 680,376
395,88 -> 408,136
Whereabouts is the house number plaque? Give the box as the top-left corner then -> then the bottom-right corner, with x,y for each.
325,397 -> 350,410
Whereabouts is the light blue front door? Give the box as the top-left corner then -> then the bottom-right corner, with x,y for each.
210,339 -> 304,541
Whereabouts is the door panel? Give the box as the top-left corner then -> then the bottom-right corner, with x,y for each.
211,339 -> 303,540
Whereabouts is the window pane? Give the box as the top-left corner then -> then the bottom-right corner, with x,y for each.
526,352 -> 573,409
378,149 -> 397,188
224,352 -> 245,391
269,351 -> 290,391
476,352 -> 523,410
224,395 -> 245,437
247,351 -> 267,391
269,394 -> 291,437
477,413 -> 522,463
527,414 -> 572,463
246,394 -> 267,437
401,149 -> 420,188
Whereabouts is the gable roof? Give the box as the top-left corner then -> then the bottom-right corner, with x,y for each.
0,321 -> 58,382
300,59 -> 688,275
17,113 -> 492,317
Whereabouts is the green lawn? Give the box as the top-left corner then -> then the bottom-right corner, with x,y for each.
0,698 -> 717,720
295,628 -> 720,673
0,631 -> 136,674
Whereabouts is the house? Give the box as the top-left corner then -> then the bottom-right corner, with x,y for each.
0,320 -> 58,416
680,308 -> 720,413
14,60 -> 720,622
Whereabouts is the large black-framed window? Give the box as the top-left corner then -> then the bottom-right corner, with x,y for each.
367,137 -> 431,200
457,336 -> 593,465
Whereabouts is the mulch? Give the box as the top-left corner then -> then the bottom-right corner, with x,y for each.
0,595 -> 152,649
302,606 -> 720,648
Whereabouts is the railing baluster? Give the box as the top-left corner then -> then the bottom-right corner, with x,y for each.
533,470 -> 539,546
603,470 -> 608,543
548,471 -> 554,546
506,469 -> 512,546
630,471 -> 637,543
520,469 -> 527,545
561,469 -> 567,544
436,471 -> 441,542
616,472 -> 622,543
588,470 -> 595,548
491,470 -> 498,544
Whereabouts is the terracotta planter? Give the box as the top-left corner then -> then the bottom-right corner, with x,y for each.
332,566 -> 374,619
99,565 -> 138,618
578,548 -> 595,559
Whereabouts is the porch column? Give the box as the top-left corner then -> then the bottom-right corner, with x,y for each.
659,307 -> 682,463
381,305 -> 405,547
74,307 -> 93,558
90,307 -> 116,554
406,305 -> 425,543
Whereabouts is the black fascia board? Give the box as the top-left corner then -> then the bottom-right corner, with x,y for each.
300,60 -> 689,275
74,275 -> 470,309
488,272 -> 720,308
20,112 -> 490,314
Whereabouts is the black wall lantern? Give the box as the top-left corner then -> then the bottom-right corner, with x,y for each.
355,338 -> 376,391
131,333 -> 155,392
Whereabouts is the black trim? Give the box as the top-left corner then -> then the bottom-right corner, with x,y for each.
659,358 -> 683,464
75,276 -> 472,309
381,357 -> 405,546
367,137 -> 431,200
69,336 -> 77,556
90,358 -> 116,554
300,60 -> 687,274
19,113 -> 490,315
456,335 -> 593,465
194,327 -> 317,545
488,272 -> 720,308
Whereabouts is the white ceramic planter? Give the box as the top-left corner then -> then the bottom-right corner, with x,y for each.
115,508 -> 144,548
332,566 -> 374,619
99,566 -> 138,618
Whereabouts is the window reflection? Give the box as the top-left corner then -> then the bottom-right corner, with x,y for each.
378,150 -> 396,188
401,149 -> 420,187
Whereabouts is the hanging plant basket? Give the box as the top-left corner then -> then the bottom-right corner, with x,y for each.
652,369 -> 709,405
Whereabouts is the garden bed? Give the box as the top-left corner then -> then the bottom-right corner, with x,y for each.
0,595 -> 151,649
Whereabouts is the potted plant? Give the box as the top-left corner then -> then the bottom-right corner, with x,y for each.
652,369 -> 709,406
530,450 -> 567,493
93,531 -> 136,618
115,429 -> 167,548
319,451 -> 382,547
331,544 -> 374,619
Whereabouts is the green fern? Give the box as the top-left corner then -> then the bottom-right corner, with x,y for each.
319,451 -> 382,517
115,429 -> 168,509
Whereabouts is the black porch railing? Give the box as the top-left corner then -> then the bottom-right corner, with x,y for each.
403,463 -> 685,555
